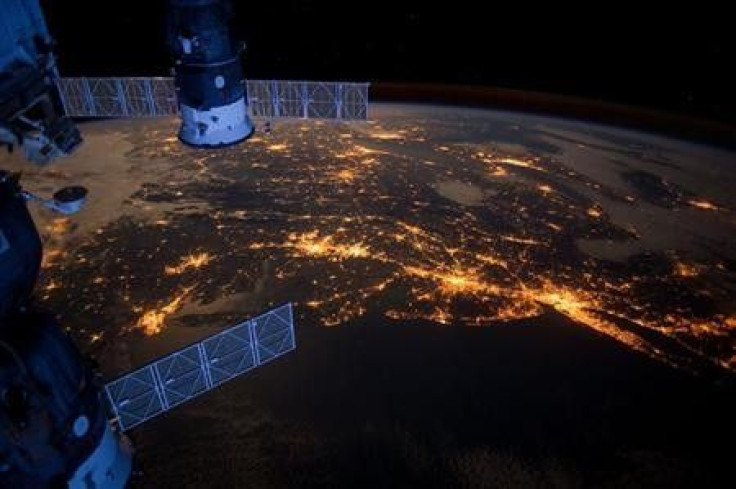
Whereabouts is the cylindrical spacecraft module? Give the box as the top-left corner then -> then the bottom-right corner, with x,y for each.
167,0 -> 254,147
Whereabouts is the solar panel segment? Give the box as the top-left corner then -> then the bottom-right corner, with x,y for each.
104,303 -> 295,431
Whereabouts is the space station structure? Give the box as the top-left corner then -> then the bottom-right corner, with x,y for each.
1,0 -> 369,164
0,0 -> 81,163
1,169 -> 298,488
0,172 -> 133,489
1,0 -> 314,485
167,0 -> 255,147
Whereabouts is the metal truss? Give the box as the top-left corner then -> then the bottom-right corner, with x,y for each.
104,303 -> 295,431
58,78 -> 369,120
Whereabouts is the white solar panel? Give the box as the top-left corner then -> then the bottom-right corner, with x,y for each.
58,78 -> 179,118
104,365 -> 165,431
202,321 -> 257,387
105,303 -> 295,431
58,78 -> 369,120
245,80 -> 369,120
251,302 -> 296,364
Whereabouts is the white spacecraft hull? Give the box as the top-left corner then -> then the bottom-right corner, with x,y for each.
179,97 -> 254,147
67,424 -> 133,489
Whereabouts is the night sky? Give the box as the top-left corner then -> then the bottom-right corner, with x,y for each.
42,0 -> 735,124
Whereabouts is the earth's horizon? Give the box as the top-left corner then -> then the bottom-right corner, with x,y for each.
2,102 -> 736,488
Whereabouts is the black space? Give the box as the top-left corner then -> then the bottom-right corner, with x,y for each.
42,1 -> 735,124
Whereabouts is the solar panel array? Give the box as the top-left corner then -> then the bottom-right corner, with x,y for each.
246,80 -> 369,120
57,78 -> 179,118
104,303 -> 295,431
58,78 -> 369,120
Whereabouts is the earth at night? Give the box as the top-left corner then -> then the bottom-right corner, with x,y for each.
3,103 -> 736,488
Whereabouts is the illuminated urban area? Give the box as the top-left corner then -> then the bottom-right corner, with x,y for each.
31,112 -> 736,375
